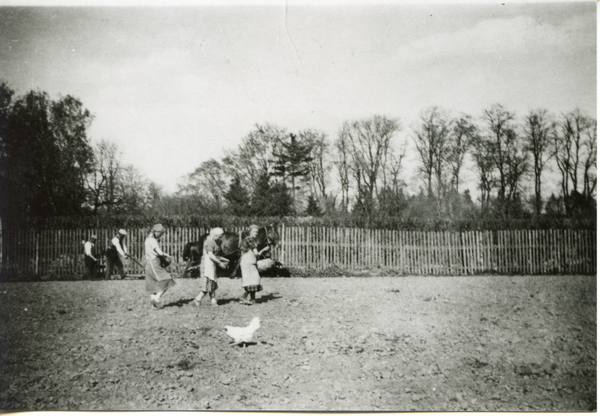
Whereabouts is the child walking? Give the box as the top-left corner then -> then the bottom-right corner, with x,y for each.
239,225 -> 269,305
145,224 -> 175,309
193,228 -> 228,307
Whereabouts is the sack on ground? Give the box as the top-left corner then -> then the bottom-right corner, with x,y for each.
257,259 -> 275,272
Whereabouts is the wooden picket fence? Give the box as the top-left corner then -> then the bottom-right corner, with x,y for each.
278,227 -> 596,275
0,227 -> 228,279
0,225 -> 596,279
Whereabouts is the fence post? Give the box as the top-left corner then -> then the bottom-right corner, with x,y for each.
35,231 -> 39,275
280,223 -> 286,264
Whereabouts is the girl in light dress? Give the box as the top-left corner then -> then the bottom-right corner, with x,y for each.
239,225 -> 269,305
193,228 -> 229,307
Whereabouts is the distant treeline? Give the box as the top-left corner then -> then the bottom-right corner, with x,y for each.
9,213 -> 596,232
0,83 -> 596,230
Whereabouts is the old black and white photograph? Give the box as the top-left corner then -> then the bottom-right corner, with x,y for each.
0,0 -> 596,412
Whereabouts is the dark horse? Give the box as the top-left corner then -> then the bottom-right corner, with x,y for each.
182,225 -> 280,278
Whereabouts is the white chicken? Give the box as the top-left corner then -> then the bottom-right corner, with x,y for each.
224,317 -> 261,347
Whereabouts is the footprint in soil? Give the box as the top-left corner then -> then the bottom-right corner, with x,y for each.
230,342 -> 258,348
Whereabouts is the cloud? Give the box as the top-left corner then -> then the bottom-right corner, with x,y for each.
396,13 -> 594,63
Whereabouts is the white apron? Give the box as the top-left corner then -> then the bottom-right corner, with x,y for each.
203,249 -> 217,281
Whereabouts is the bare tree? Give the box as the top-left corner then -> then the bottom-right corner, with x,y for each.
484,104 -> 513,202
178,159 -> 228,209
382,144 -> 406,195
412,107 -> 452,218
582,122 -> 597,198
341,115 -> 402,213
86,139 -> 152,215
145,181 -> 163,215
299,129 -> 337,213
86,140 -> 121,214
553,121 -> 571,208
523,109 -> 554,218
118,165 -> 151,213
483,104 -> 529,215
334,128 -> 351,213
222,123 -> 287,189
471,132 -> 496,214
413,107 -> 451,200
448,114 -> 476,192
553,109 -> 597,215
299,129 -> 330,199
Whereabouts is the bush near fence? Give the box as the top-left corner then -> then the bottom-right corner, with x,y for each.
0,225 -> 595,281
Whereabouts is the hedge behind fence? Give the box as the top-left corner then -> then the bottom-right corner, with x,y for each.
4,213 -> 597,232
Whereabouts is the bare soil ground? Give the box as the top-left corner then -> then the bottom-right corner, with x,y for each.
0,274 -> 595,411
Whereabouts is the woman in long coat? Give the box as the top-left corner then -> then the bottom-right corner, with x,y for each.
145,224 -> 175,309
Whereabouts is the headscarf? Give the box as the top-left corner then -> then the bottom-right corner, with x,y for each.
152,224 -> 165,233
249,224 -> 261,238
210,227 -> 224,238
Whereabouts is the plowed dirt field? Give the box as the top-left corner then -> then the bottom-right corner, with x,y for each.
0,275 -> 595,411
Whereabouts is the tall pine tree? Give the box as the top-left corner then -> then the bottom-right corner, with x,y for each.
250,173 -> 293,216
305,194 -> 322,216
224,176 -> 250,216
272,133 -> 314,213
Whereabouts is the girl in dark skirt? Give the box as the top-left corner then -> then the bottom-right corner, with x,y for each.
145,224 -> 175,309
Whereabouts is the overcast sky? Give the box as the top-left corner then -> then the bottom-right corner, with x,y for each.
0,1 -> 596,195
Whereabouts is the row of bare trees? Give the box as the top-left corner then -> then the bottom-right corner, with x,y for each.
0,81 -> 595,226
474,105 -> 595,219
178,104 -> 595,223
85,139 -> 156,215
